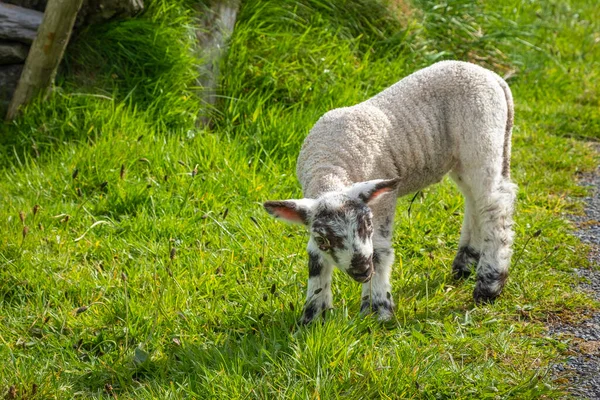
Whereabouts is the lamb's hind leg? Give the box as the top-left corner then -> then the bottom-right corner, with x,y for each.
449,171 -> 481,280
472,179 -> 517,303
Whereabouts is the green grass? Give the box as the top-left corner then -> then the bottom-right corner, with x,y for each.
0,0 -> 599,398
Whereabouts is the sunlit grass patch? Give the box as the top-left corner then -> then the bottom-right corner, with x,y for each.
0,0 -> 598,398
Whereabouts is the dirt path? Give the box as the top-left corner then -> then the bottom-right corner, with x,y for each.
550,167 -> 600,399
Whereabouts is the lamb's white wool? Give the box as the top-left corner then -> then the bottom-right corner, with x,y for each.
265,60 -> 517,324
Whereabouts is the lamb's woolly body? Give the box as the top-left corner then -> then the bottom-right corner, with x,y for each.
266,61 -> 517,323
297,60 -> 511,198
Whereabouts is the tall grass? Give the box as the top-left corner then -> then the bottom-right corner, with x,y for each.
0,0 -> 598,398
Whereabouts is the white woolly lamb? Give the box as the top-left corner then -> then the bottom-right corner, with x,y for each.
264,60 -> 517,324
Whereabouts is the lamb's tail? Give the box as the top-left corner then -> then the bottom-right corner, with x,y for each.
496,76 -> 514,179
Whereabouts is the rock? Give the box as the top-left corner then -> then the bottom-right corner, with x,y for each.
1,0 -> 46,13
0,41 -> 29,64
0,3 -> 43,44
2,0 -> 144,27
77,0 -> 144,26
0,64 -> 24,118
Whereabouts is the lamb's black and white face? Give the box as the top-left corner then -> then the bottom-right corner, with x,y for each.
308,193 -> 375,282
264,178 -> 400,283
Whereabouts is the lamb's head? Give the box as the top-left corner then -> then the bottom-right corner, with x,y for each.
264,178 -> 399,283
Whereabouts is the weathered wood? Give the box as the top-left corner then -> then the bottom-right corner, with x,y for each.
6,0 -> 84,121
0,41 -> 30,64
0,3 -> 44,44
195,0 -> 240,127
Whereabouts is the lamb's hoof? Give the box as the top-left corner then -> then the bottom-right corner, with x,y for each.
300,300 -> 330,325
360,293 -> 395,321
452,246 -> 479,280
473,268 -> 508,304
473,282 -> 502,304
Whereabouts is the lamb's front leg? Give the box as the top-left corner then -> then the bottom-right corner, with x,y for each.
301,248 -> 334,324
361,247 -> 395,321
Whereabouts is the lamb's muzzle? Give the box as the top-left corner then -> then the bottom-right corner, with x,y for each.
348,252 -> 374,283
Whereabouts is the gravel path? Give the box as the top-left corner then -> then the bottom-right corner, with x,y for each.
550,168 -> 600,399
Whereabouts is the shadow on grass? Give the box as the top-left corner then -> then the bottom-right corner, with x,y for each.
66,308 -> 301,395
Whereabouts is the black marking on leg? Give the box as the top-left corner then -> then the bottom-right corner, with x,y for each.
321,303 -> 328,322
452,246 -> 480,280
362,300 -> 394,315
373,248 -> 391,267
314,288 -> 322,295
308,251 -> 322,277
361,297 -> 394,316
360,301 -> 371,314
473,266 -> 508,304
301,301 -> 318,325
478,267 -> 509,286
373,301 -> 393,314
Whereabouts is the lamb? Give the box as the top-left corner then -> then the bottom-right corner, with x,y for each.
264,60 -> 517,324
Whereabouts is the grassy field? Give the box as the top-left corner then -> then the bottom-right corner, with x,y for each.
0,0 -> 599,398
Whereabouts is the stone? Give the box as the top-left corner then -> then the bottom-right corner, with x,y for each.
1,0 -> 46,12
0,3 -> 43,44
0,64 -> 24,118
3,0 -> 144,27
0,41 -> 29,64
77,0 -> 144,26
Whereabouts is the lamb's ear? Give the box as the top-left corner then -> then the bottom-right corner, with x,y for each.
263,199 -> 315,225
346,178 -> 400,204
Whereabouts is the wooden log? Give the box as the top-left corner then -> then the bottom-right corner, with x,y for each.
5,0 -> 83,121
0,3 -> 44,44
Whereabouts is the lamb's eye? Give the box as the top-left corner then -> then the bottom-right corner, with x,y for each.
314,236 -> 331,251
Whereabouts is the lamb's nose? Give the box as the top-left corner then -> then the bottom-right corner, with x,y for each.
349,253 -> 373,282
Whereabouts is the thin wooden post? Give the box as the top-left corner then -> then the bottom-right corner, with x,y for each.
5,0 -> 83,121
195,0 -> 241,127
